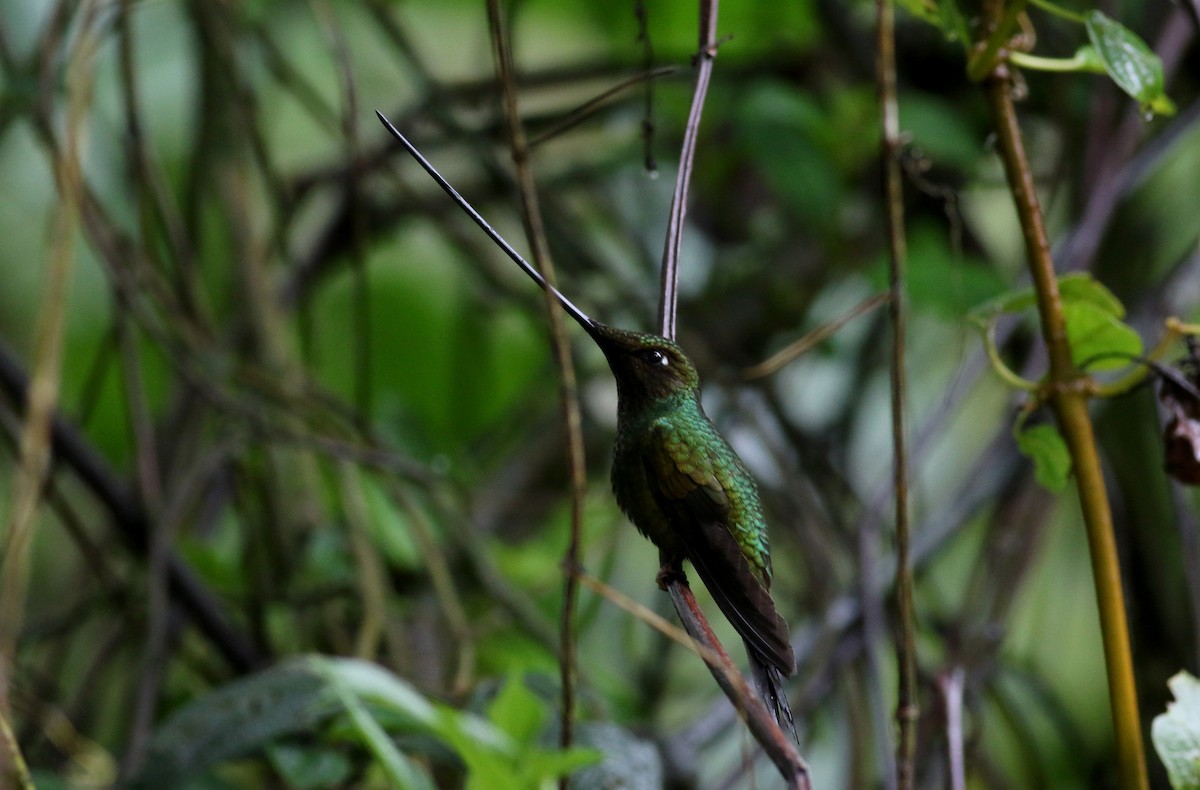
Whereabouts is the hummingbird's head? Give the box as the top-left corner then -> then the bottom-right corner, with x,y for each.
585,322 -> 700,402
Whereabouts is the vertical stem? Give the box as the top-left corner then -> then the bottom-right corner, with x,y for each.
876,0 -> 918,786
983,64 -> 1149,790
657,0 -> 718,339
483,1 -> 589,774
0,0 -> 100,719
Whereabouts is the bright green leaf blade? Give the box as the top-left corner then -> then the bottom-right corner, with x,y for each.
1058,272 -> 1126,318
1072,44 -> 1107,74
331,657 -> 439,727
1084,11 -> 1177,117
968,273 -> 1128,325
1152,671 -> 1200,790
1063,301 -> 1144,371
1016,424 -> 1072,492
896,0 -> 939,24
937,0 -> 969,42
321,663 -> 435,790
439,708 -> 520,790
521,748 -> 604,784
895,0 -> 967,41
967,285 -> 1036,325
487,675 -> 547,746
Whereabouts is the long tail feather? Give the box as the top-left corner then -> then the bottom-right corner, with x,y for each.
749,649 -> 799,745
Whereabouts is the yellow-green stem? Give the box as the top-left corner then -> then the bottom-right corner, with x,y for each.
984,67 -> 1148,790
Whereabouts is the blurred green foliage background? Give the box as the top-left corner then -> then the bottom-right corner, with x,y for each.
0,0 -> 1198,787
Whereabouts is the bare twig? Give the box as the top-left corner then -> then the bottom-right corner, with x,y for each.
876,0 -> 918,786
634,1 -> 659,173
337,462 -> 389,658
0,710 -> 33,790
387,482 -> 477,694
484,0 -> 590,771
657,0 -> 720,339
0,0 -> 100,718
528,65 -> 680,149
313,0 -> 373,424
0,341 -> 261,673
743,293 -> 889,380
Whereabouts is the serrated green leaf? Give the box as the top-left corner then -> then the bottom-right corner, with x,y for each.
1152,671 -> 1200,790
1016,424 -> 1072,492
1084,11 -> 1176,117
1064,301 -> 1144,371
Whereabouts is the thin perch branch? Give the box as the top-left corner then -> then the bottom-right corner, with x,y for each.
876,0 -> 918,786
483,0 -> 590,774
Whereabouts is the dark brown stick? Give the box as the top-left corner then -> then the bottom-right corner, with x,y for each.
875,0 -> 917,786
483,1 -> 590,776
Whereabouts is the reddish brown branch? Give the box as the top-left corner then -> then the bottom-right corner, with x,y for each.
666,579 -> 810,789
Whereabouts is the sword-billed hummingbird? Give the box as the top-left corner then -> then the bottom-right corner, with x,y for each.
376,111 -> 796,736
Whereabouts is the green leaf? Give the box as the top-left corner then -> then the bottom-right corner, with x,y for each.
735,83 -> 848,227
967,285 -> 1036,326
319,662 -> 435,790
1016,424 -> 1072,492
268,742 -> 354,789
1084,11 -> 1176,117
1058,272 -> 1125,317
1152,671 -> 1200,790
896,0 -> 968,41
130,657 -> 345,788
967,272 -> 1127,326
890,224 -> 1006,319
522,748 -> 605,784
1063,301 -> 1143,371
487,675 -> 547,748
130,656 -> 510,790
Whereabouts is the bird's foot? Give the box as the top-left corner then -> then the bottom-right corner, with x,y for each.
655,564 -> 686,591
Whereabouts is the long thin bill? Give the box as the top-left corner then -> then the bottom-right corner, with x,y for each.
375,111 -> 596,334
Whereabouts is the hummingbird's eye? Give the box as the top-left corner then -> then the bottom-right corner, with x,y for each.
639,349 -> 669,367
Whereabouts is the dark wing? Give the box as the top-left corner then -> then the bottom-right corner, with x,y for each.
642,423 -> 794,676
